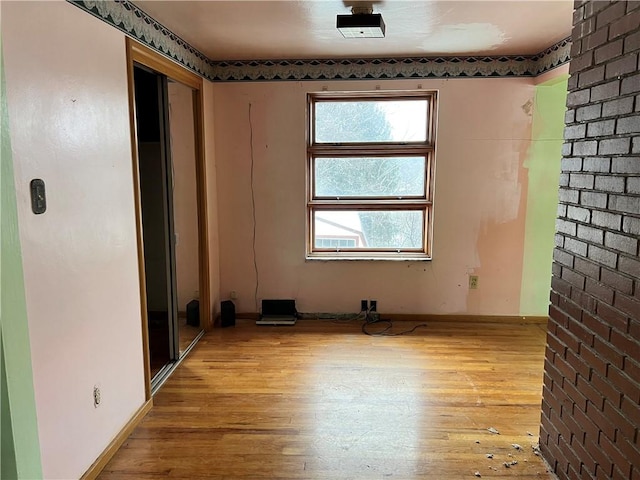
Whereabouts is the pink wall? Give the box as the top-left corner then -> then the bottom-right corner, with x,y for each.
2,2 -> 145,478
212,78 -> 536,315
204,80 -> 222,320
168,82 -> 200,310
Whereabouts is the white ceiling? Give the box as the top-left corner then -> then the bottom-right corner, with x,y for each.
134,0 -> 573,61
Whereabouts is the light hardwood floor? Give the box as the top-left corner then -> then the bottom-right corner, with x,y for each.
99,318 -> 555,479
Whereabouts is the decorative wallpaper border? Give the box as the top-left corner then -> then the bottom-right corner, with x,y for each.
69,0 -> 571,82
69,0 -> 216,79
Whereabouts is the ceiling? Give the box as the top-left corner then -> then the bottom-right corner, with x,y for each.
133,0 -> 573,61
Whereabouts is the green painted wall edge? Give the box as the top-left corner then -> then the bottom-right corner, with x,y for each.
0,42 -> 44,479
519,74 -> 569,316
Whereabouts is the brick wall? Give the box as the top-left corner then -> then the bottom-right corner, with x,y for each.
540,1 -> 640,479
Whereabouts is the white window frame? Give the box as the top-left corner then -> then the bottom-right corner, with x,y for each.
306,90 -> 437,260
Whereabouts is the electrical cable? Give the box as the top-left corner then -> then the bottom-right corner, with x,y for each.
361,307 -> 427,336
249,103 -> 259,312
331,310 -> 366,324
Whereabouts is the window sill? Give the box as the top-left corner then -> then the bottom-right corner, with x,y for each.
306,254 -> 432,262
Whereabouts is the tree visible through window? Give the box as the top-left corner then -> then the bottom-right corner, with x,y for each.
307,91 -> 437,259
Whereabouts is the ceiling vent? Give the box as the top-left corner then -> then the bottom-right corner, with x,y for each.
337,6 -> 385,38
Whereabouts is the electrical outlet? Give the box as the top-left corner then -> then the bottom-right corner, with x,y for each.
93,386 -> 101,408
361,299 -> 368,311
469,275 -> 479,289
370,300 -> 377,312
230,290 -> 238,300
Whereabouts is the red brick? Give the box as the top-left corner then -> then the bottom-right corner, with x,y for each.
597,301 -> 630,333
582,310 -> 612,340
567,205 -> 591,222
628,176 -> 640,193
591,80 -> 621,101
584,0 -> 612,18
594,174 -> 625,192
583,156 -> 611,172
587,244 -> 617,268
555,248 -> 576,268
546,358 -> 566,390
566,347 -> 593,378
602,96 -> 634,117
603,400 -> 637,441
572,435 -> 599,476
580,343 -> 608,377
598,137 -> 630,154
564,238 -> 587,257
619,255 -> 640,277
608,366 -> 640,404
580,191 -> 607,208
624,30 -> 640,54
577,103 -> 603,121
574,257 -> 601,279
608,194 -> 640,214
597,2 -> 628,30
574,404 -> 605,441
618,397 -> 640,439
616,114 -> 640,134
553,261 -> 563,277
589,436 -> 614,477
574,139 -> 599,155
548,330 -> 569,357
587,400 -> 618,439
610,329 -> 639,358
556,354 -> 579,385
544,381 -> 563,413
578,224 -> 604,244
614,292 -> 640,318
604,231 -> 638,254
605,53 -> 639,79
567,87 -> 591,106
609,10 -> 640,39
621,73 -> 640,95
628,1 -> 640,13
591,370 -> 623,408
562,268 -> 587,291
623,216 -> 640,235
600,267 -> 634,294
591,210 -> 621,230
550,302 -> 569,328
565,123 -> 587,139
614,436 -> 640,478
599,433 -> 631,478
611,157 -> 640,173
561,294 -> 585,320
595,37 -> 623,63
594,335 -> 625,369
587,119 -> 616,137
579,65 -> 605,87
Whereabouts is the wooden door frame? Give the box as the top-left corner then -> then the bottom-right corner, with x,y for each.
125,38 -> 211,400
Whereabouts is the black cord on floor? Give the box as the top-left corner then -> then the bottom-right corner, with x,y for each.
331,310 -> 366,324
361,308 -> 428,336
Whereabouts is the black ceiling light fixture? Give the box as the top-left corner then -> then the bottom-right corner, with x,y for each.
337,5 -> 385,39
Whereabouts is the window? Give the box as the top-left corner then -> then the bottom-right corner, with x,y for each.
307,91 -> 437,260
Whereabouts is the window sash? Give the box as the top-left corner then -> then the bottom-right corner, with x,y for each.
306,91 -> 436,258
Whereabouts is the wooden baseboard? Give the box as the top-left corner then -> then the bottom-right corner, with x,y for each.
236,312 -> 548,324
80,398 -> 153,480
382,314 -> 549,324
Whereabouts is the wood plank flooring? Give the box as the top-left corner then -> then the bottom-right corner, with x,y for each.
98,318 -> 555,479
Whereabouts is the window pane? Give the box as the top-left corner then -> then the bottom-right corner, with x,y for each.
314,210 -> 424,249
315,157 -> 425,197
315,100 -> 428,143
